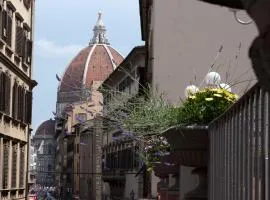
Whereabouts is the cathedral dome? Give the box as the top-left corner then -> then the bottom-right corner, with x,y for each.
58,12 -> 124,102
35,119 -> 55,136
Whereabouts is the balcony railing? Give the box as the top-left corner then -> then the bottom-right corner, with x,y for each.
209,83 -> 269,200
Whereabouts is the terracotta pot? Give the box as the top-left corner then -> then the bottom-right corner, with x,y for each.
153,163 -> 178,178
163,126 -> 209,167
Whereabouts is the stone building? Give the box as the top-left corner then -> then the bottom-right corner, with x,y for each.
100,46 -> 161,200
0,0 -> 36,199
54,13 -> 124,200
32,119 -> 56,187
139,0 -> 257,199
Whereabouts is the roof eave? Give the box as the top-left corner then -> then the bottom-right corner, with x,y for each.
139,0 -> 151,41
98,46 -> 146,91
198,0 -> 244,9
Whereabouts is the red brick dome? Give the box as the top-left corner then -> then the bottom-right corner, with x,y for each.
59,44 -> 123,93
35,119 -> 55,136
58,12 -> 124,100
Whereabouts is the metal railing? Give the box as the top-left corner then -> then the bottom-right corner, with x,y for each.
209,83 -> 269,200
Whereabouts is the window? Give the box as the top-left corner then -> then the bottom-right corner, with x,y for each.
2,7 -> 13,47
15,17 -> 23,56
19,145 -> 25,188
48,143 -> 52,155
76,113 -> 87,123
11,143 -> 17,188
22,28 -> 32,64
24,90 -> 32,123
0,70 -> 11,114
12,81 -> 18,119
2,140 -> 9,189
17,85 -> 26,122
48,164 -> 52,171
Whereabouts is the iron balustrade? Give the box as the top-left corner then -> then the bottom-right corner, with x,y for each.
209,83 -> 269,200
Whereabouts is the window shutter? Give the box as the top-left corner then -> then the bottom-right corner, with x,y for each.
4,74 -> 10,115
25,91 -> 32,124
1,72 -> 6,112
12,82 -> 18,119
6,14 -> 12,47
16,26 -> 23,56
17,86 -> 21,121
26,39 -> 32,64
0,8 -> 3,39
22,34 -> 27,62
0,71 -> 4,112
21,88 -> 25,122
2,10 -> 7,40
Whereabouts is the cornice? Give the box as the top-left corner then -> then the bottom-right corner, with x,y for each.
0,52 -> 37,89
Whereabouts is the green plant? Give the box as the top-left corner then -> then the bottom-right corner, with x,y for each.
123,90 -> 179,136
178,88 -> 238,126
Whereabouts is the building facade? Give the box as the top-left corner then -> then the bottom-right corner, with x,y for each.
54,13 -> 124,200
100,46 -> 161,200
28,145 -> 37,185
0,0 -> 36,199
139,0 -> 258,199
32,119 -> 56,187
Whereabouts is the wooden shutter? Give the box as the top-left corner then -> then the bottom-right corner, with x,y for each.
6,14 -> 12,46
21,88 -> 25,122
16,26 -> 23,56
17,86 -> 21,120
22,34 -> 26,62
0,7 -> 3,39
25,91 -> 32,124
2,10 -> 7,40
12,82 -> 18,119
0,71 -> 4,112
4,74 -> 10,115
26,39 -> 32,64
1,72 -> 6,112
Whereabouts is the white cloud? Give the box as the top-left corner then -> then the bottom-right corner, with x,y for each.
35,39 -> 84,57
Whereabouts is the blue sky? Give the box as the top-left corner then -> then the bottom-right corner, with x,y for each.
32,0 -> 143,132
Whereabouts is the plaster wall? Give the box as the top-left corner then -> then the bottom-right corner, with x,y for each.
151,0 -> 258,103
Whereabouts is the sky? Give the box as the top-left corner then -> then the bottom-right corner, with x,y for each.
32,0 -> 143,132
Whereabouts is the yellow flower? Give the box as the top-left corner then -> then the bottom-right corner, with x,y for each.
189,95 -> 196,99
213,93 -> 222,97
205,97 -> 214,101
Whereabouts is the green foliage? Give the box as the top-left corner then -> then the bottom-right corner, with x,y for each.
103,86 -> 238,170
123,90 -> 179,135
178,88 -> 238,125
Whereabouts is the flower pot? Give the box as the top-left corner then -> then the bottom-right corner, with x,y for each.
153,163 -> 178,178
184,167 -> 208,200
163,126 -> 209,167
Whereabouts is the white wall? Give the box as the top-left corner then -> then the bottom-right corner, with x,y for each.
151,0 -> 258,103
